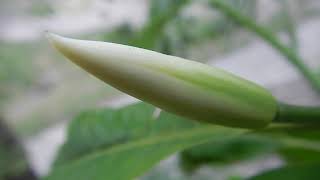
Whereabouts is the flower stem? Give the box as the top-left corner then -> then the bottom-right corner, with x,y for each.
209,0 -> 320,93
275,103 -> 320,124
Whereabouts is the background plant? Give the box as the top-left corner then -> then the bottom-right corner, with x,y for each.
1,0 -> 320,179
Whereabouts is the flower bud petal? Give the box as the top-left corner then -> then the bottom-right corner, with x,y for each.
47,33 -> 277,129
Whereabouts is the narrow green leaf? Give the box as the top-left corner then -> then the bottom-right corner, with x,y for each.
258,125 -> 320,152
180,136 -> 277,172
252,125 -> 320,164
249,163 -> 320,180
279,148 -> 320,165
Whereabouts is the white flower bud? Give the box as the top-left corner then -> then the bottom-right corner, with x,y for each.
47,33 -> 277,129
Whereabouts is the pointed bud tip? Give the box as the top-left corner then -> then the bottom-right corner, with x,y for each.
45,32 -> 77,57
45,32 -> 64,45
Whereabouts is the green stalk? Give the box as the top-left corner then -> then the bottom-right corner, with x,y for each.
275,103 -> 320,124
209,0 -> 320,92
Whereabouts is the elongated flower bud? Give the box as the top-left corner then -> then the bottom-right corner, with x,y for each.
47,33 -> 277,129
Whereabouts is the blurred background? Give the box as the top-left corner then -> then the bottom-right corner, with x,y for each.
1,0 -> 320,179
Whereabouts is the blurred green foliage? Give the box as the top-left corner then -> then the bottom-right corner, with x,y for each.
0,43 -> 37,105
28,0 -> 53,16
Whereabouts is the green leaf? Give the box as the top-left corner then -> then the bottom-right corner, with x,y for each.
250,125 -> 320,165
48,126 -> 242,180
279,148 -> 320,164
260,125 -> 320,152
180,135 -> 277,172
249,164 -> 320,180
54,103 -> 155,166
264,125 -> 320,164
47,102 -> 245,180
178,124 -> 320,172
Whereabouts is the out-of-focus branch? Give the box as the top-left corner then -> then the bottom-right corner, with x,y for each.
209,0 -> 320,93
